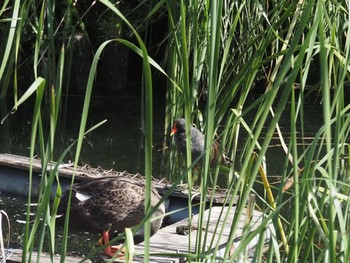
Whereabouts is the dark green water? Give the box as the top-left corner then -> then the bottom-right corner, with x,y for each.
0,95 -> 166,177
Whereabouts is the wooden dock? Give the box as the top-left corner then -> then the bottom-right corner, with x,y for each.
0,153 -> 233,202
131,206 -> 270,262
0,153 -> 236,224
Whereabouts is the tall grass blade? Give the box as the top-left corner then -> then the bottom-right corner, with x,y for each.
21,78 -> 46,262
0,0 -> 20,97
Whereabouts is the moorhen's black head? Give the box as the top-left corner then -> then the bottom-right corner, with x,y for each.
170,118 -> 233,167
171,118 -> 186,135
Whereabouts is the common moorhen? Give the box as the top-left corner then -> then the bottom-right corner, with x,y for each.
57,176 -> 165,258
171,118 -> 232,167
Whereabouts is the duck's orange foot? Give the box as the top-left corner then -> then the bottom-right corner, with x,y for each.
104,245 -> 125,258
99,229 -> 125,258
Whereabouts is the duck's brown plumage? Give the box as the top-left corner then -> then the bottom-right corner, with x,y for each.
58,176 -> 165,242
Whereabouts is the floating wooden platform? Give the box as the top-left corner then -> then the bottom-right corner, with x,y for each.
0,153 -> 236,224
132,206 -> 270,262
0,153 -> 233,203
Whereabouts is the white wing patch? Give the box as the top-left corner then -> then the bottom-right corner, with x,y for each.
75,192 -> 92,202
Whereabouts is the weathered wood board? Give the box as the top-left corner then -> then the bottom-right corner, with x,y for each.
131,206 -> 271,262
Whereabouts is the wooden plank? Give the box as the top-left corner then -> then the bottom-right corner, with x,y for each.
132,206 -> 270,262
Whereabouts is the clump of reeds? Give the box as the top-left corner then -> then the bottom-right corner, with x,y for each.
1,0 -> 350,262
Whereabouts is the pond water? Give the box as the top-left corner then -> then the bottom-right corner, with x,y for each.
0,91 -> 326,179
0,95 -> 166,176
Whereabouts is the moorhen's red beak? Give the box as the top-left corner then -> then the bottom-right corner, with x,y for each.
170,125 -> 177,136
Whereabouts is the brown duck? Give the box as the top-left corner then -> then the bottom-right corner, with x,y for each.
58,176 -> 165,257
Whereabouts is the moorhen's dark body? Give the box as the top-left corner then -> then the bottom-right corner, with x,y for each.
171,118 -> 231,166
58,176 -> 165,257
